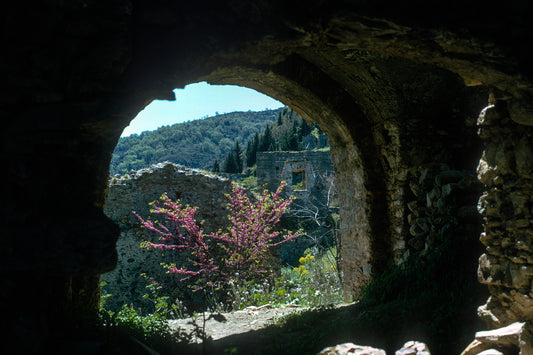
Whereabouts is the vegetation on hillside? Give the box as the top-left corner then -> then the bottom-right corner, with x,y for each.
111,106 -> 328,176
219,107 -> 328,173
110,109 -> 281,175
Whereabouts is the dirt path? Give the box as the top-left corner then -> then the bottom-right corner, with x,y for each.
168,304 -> 306,342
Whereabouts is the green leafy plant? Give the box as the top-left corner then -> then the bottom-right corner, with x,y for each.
135,182 -> 300,303
99,281 -> 181,346
228,247 -> 343,309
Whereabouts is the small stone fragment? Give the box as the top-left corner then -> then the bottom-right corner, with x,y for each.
395,340 -> 431,355
477,350 -> 504,355
317,343 -> 386,355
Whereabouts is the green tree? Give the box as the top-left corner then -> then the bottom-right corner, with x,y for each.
258,125 -> 273,152
245,133 -> 259,167
222,151 -> 238,173
222,141 -> 242,173
110,109 -> 281,175
212,159 -> 220,173
234,140 -> 242,173
299,117 -> 311,137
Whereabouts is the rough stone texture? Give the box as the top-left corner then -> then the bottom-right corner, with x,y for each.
317,343 -> 386,355
462,321 -> 532,355
256,151 -> 337,263
395,341 -> 431,355
475,104 -> 533,328
2,0 -> 533,351
102,162 -> 235,310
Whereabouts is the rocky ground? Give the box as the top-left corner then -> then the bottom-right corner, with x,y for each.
168,304 -> 307,343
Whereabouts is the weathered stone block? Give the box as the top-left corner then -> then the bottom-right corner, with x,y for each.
478,254 -> 512,287
515,135 -> 533,179
395,340 -> 431,355
317,343 -> 386,355
435,170 -> 467,186
477,105 -> 500,127
508,265 -> 533,290
415,218 -> 430,232
477,151 -> 498,186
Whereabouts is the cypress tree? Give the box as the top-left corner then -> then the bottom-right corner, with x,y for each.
222,140 -> 242,173
299,117 -> 311,137
222,151 -> 238,173
212,159 -> 220,173
234,140 -> 242,173
246,133 -> 259,167
258,125 -> 273,152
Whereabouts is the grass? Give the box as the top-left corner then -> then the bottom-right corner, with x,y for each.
249,225 -> 486,355
98,224 -> 484,355
228,247 -> 343,310
97,246 -> 343,352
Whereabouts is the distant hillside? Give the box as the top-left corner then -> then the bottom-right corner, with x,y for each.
219,107 -> 329,173
110,109 -> 281,175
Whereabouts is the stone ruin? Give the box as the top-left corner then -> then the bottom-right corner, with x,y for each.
3,1 -> 533,353
102,162 -> 235,311
256,151 -> 338,263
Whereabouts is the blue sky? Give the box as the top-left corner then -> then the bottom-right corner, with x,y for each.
121,82 -> 284,137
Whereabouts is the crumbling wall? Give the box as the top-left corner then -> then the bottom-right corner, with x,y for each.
256,151 -> 337,263
103,162 -> 234,311
256,151 -> 334,199
476,103 -> 533,327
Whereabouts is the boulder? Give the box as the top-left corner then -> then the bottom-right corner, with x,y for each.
461,321 -> 533,355
395,340 -> 431,355
317,343 -> 386,355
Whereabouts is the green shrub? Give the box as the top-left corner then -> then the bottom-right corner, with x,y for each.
99,278 -> 187,348
228,247 -> 343,309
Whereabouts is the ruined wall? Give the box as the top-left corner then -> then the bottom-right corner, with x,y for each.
103,162 -> 234,311
329,144 -> 370,298
476,103 -> 533,328
256,151 -> 337,263
256,151 -> 334,197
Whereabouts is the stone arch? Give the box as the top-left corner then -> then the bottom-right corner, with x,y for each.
3,1 -> 533,351
197,63 -> 392,297
110,47 -> 483,299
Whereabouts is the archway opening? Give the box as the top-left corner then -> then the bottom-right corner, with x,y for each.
102,82 -> 357,321
99,53 -> 489,353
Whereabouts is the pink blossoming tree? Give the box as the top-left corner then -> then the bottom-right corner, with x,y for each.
134,182 -> 299,291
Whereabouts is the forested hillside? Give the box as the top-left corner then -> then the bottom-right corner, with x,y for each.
110,109 -> 281,175
219,107 -> 328,173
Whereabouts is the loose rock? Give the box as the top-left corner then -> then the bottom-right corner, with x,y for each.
317,343 -> 386,355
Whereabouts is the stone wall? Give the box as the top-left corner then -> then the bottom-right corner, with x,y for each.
329,144 -> 371,298
476,103 -> 533,328
102,162 -> 234,311
256,151 -> 337,263
403,167 -> 482,261
256,151 -> 334,201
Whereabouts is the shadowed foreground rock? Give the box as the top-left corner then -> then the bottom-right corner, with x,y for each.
318,343 -> 386,355
461,321 -> 533,355
317,341 -> 431,355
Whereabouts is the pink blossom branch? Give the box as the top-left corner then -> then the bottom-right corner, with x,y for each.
133,182 -> 300,289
